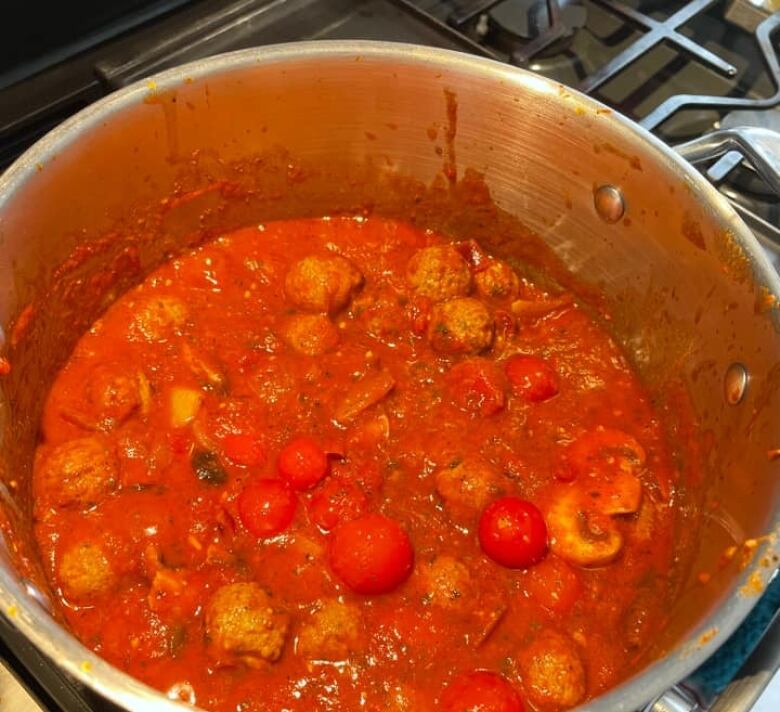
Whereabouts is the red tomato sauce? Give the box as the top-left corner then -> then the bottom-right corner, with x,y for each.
33,217 -> 678,711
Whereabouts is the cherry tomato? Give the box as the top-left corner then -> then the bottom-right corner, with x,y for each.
504,355 -> 559,403
308,478 -> 368,532
237,478 -> 297,538
447,358 -> 506,417
441,670 -> 525,712
479,497 -> 547,569
329,513 -> 414,594
222,433 -> 266,467
524,555 -> 582,615
278,436 -> 328,491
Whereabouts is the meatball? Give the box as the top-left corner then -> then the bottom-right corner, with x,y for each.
58,542 -> 116,602
418,555 -> 474,610
518,629 -> 586,709
474,259 -> 520,300
435,459 -> 503,520
35,436 -> 118,509
296,599 -> 362,661
428,298 -> 494,355
130,295 -> 188,341
406,245 -> 471,302
86,367 -> 140,426
284,255 -> 363,314
205,582 -> 290,668
282,313 -> 339,356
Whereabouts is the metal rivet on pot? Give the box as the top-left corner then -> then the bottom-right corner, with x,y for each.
594,185 -> 625,223
724,363 -> 749,405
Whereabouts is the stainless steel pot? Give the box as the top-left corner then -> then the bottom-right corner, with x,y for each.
0,42 -> 778,711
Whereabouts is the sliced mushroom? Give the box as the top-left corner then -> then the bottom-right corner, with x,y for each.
333,370 -> 395,424
181,342 -> 227,391
148,568 -> 187,612
544,474 -> 644,568
137,372 -> 152,415
471,597 -> 508,648
510,293 -> 573,319
563,428 -> 646,480
546,488 -> 624,567
584,471 -> 643,516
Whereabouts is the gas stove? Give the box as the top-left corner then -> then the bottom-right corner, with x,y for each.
1,1 -> 779,710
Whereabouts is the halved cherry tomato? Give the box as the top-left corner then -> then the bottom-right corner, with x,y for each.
524,555 -> 582,615
504,355 -> 559,403
308,478 -> 368,532
447,358 -> 506,417
237,478 -> 296,538
479,497 -> 547,569
329,513 -> 413,594
222,433 -> 266,467
441,670 -> 525,712
278,436 -> 328,491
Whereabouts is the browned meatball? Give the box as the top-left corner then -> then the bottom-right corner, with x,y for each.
58,542 -> 116,603
518,629 -> 586,710
474,259 -> 520,300
35,436 -> 118,509
418,555 -> 474,610
428,298 -> 494,355
284,255 -> 363,314
296,599 -> 362,661
205,583 -> 290,668
129,295 -> 187,341
282,314 -> 339,356
435,459 -> 502,520
87,367 -> 141,426
406,245 -> 471,301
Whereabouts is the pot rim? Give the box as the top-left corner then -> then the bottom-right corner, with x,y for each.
0,40 -> 778,712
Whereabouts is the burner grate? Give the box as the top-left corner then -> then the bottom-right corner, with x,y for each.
448,1 -> 588,64
445,0 -> 742,87
415,0 -> 780,247
579,0 -> 737,93
448,0 -> 503,27
510,1 -> 584,65
640,12 -> 780,132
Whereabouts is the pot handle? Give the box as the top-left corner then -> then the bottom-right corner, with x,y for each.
675,127 -> 780,196
646,592 -> 780,712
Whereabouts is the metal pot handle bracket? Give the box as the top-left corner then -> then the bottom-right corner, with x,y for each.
647,603 -> 780,712
649,126 -> 780,711
675,127 -> 780,195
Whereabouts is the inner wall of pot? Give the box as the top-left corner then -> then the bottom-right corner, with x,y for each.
0,48 -> 778,664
